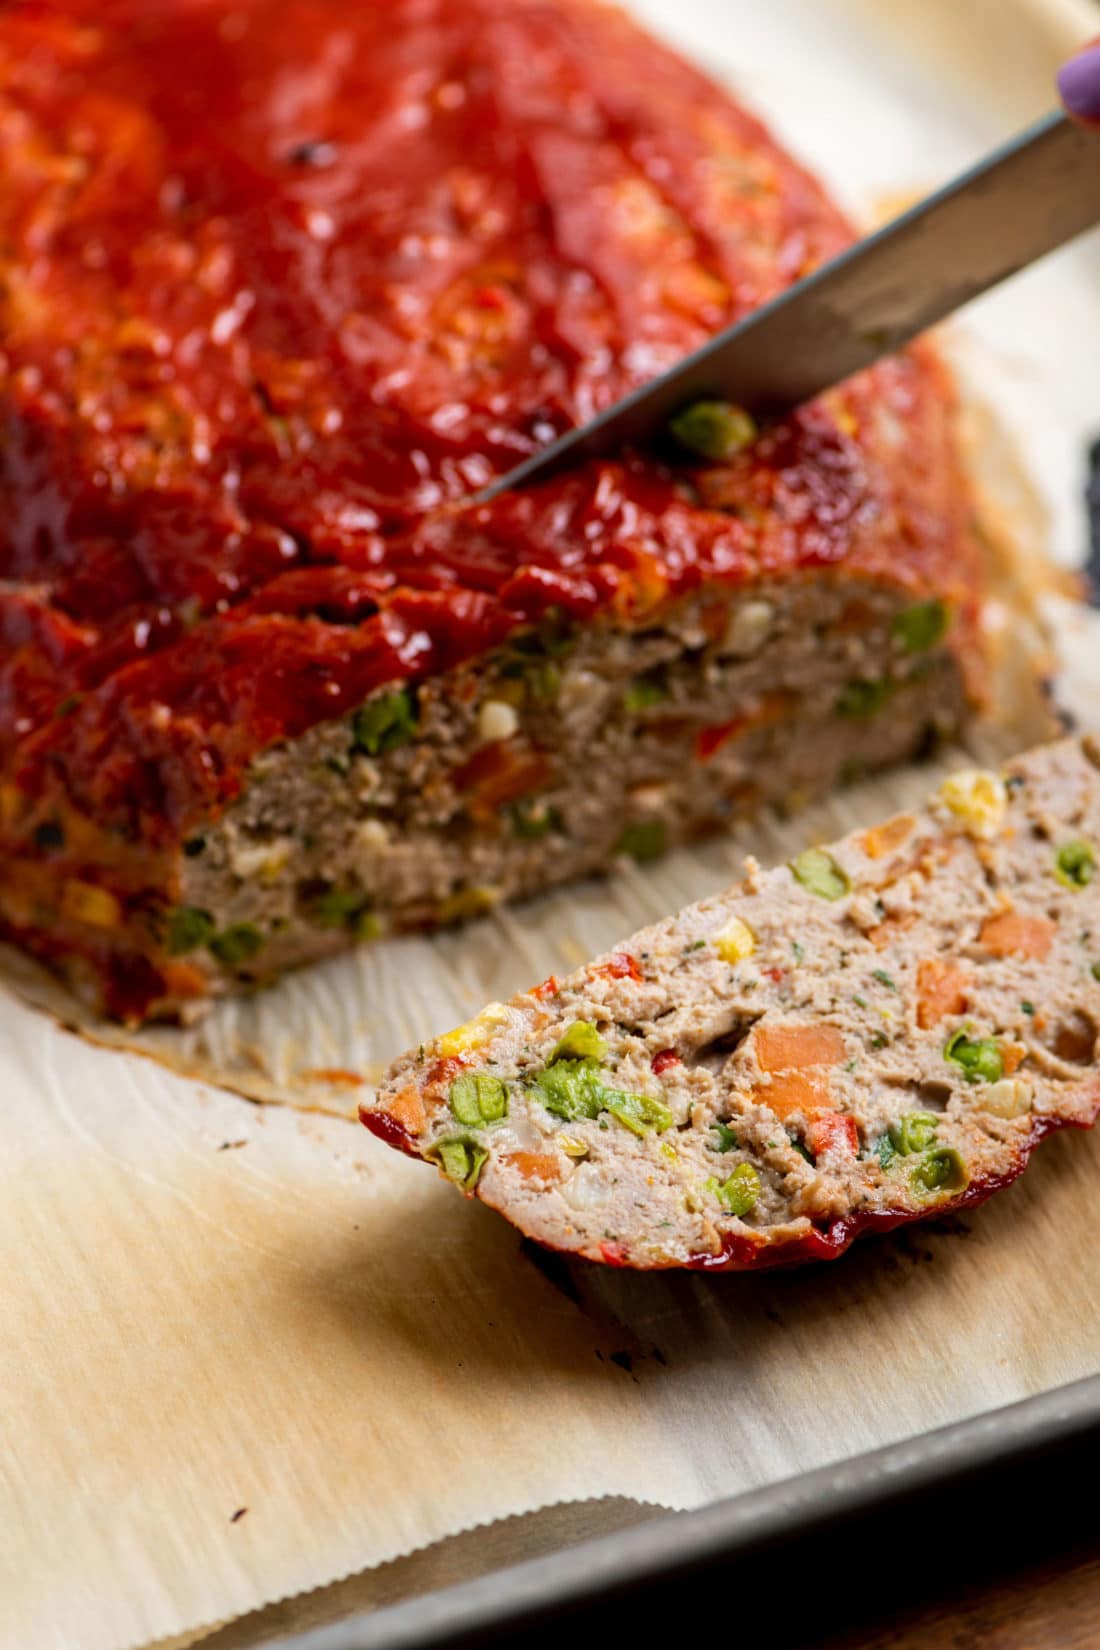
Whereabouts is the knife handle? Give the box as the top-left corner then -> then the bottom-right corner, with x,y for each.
1058,41 -> 1100,124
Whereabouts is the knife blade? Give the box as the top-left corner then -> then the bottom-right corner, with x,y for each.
476,110 -> 1100,502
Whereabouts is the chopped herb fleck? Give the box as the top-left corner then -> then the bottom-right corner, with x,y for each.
944,1027 -> 1004,1084
685,939 -> 707,952
791,941 -> 805,964
352,687 -> 418,756
869,1031 -> 888,1050
711,1122 -> 739,1153
852,994 -> 868,1009
1055,839 -> 1096,890
166,906 -> 216,955
1092,965 -> 1100,983
790,847 -> 850,901
874,1134 -> 897,1170
1021,1000 -> 1036,1016
872,969 -> 899,992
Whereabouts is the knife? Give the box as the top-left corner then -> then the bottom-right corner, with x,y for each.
476,110 -> 1100,501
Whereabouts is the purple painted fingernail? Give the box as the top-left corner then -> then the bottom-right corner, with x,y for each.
1058,42 -> 1100,121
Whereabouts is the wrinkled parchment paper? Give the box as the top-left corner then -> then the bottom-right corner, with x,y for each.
4,1 -> 1100,1646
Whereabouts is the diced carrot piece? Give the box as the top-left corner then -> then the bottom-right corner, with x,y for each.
979,910 -> 1056,961
531,975 -> 560,1000
867,911 -> 916,949
916,959 -> 971,1029
806,1111 -> 859,1159
592,951 -> 643,983
453,741 -> 553,814
1000,1042 -> 1027,1076
754,1021 -> 846,1073
861,814 -> 917,859
503,1150 -> 562,1183
753,1070 -> 831,1122
389,1085 -> 427,1136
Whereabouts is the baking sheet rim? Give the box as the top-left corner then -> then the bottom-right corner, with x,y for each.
265,1371 -> 1100,1650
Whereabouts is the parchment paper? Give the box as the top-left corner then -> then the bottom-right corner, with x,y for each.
3,2 -> 1100,1648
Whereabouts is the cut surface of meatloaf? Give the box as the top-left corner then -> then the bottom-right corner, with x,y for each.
0,0 -> 987,1022
365,738 -> 1100,1270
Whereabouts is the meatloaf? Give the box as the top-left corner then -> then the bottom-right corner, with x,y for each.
0,0 -> 987,1023
365,739 -> 1100,1270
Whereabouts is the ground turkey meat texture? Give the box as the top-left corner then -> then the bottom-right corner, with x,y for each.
0,0 -> 986,1022
365,738 -> 1100,1270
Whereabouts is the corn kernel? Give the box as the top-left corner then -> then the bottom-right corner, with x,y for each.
712,916 -> 756,964
436,1000 -> 511,1058
60,879 -> 122,929
557,1134 -> 590,1159
939,770 -> 1007,841
478,699 -> 520,743
984,1078 -> 1032,1119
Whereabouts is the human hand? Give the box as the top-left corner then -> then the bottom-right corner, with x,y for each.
1058,40 -> 1100,124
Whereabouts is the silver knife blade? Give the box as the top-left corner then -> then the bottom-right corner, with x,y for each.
476,110 -> 1100,502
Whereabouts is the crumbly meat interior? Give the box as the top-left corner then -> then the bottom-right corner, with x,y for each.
171,579 -> 966,989
368,738 -> 1100,1269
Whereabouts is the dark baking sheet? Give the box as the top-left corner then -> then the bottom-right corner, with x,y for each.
267,1372 -> 1100,1648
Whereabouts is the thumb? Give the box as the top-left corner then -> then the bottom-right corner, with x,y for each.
1058,39 -> 1100,126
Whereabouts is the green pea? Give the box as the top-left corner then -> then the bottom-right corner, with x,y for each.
312,887 -> 369,928
910,1146 -> 968,1196
889,1111 -> 939,1155
552,1021 -> 607,1061
449,1072 -> 508,1126
711,1121 -> 739,1153
790,848 -> 850,902
669,400 -> 757,462
210,924 -> 264,967
836,678 -> 893,719
623,674 -> 667,713
165,906 -> 216,955
944,1028 -> 1004,1085
708,1162 -> 761,1217
602,1089 -> 674,1138
1055,839 -> 1096,891
510,800 -> 560,840
352,687 -> 418,756
892,599 -> 949,653
615,820 -> 667,863
429,1137 -> 489,1190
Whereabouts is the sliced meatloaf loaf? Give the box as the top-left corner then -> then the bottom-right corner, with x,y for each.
365,739 -> 1100,1270
0,0 -> 987,1022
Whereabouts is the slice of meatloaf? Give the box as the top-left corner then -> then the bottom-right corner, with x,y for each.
0,0 -> 987,1022
365,738 -> 1100,1270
